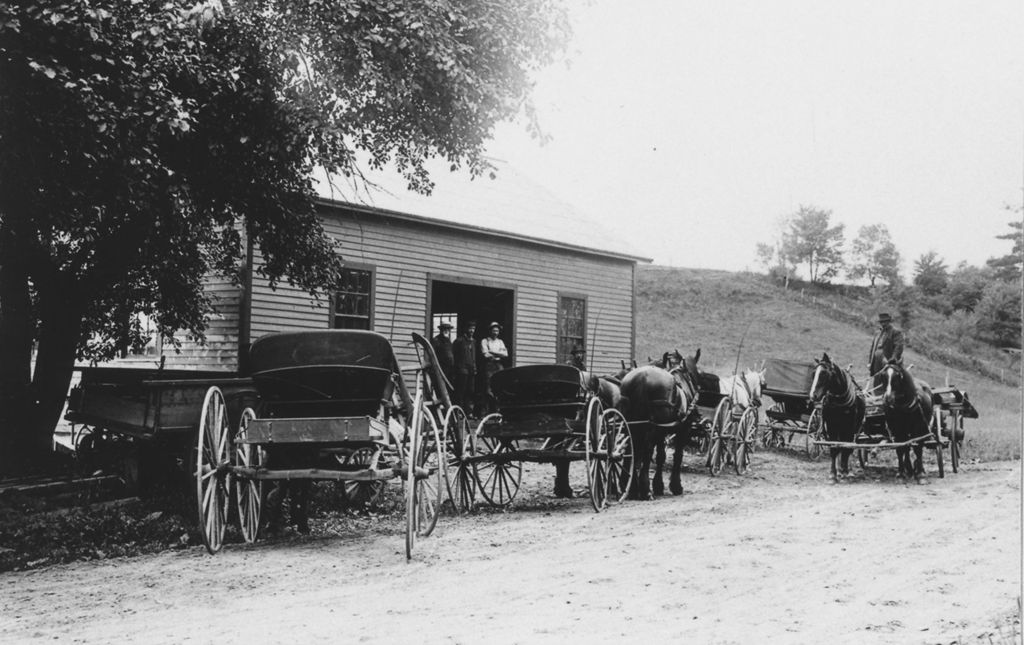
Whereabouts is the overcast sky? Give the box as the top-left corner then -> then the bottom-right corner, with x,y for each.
486,0 -> 1024,276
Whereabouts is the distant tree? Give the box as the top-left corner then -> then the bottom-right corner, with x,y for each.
946,263 -> 991,313
975,280 -> 1022,348
847,224 -> 901,287
780,205 -> 845,284
913,251 -> 949,296
986,209 -> 1023,282
755,241 -> 796,286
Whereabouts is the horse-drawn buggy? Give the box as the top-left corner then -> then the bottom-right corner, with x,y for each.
68,329 -> 450,557
706,366 -> 764,476
454,364 -> 633,512
760,358 -> 823,456
808,354 -> 955,482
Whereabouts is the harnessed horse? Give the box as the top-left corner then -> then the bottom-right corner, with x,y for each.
617,349 -> 703,499
871,359 -> 934,482
717,368 -> 765,412
551,368 -> 625,498
809,353 -> 865,482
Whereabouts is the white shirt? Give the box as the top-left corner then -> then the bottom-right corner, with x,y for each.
480,337 -> 508,360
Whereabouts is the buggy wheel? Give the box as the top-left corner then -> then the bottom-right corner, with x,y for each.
806,408 -> 823,460
442,406 -> 475,512
406,402 -> 443,559
196,386 -> 230,554
708,436 -> 724,476
707,398 -> 730,468
949,410 -> 961,473
475,432 -> 522,508
931,407 -> 945,479
341,447 -> 385,506
734,408 -> 757,475
603,411 -> 633,503
233,408 -> 263,544
585,398 -> 609,512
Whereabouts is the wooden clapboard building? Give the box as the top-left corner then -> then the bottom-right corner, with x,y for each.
129,159 -> 649,374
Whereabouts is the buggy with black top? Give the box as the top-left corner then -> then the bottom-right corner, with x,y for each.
462,364 -> 634,512
200,329 -> 445,557
760,358 -> 824,456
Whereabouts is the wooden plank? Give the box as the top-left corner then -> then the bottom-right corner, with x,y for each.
241,416 -> 389,444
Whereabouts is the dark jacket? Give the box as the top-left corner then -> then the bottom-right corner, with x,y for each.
432,334 -> 455,379
869,326 -> 905,373
452,336 -> 476,375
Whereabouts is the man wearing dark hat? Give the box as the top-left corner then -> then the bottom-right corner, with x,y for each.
452,320 -> 477,410
868,312 -> 904,375
431,321 -> 455,384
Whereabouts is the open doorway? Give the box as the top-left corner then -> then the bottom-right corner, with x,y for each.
429,279 -> 515,366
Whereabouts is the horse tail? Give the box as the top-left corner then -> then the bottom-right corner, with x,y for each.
617,394 -> 631,417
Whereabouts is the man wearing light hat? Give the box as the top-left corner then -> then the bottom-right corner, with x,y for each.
868,312 -> 904,375
480,322 -> 508,411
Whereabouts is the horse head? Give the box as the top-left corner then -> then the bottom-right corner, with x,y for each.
809,352 -> 838,405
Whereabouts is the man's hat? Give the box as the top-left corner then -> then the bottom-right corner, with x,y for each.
438,322 -> 453,330
489,321 -> 501,330
877,312 -> 893,323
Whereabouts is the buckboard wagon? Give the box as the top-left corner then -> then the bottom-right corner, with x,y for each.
929,386 -> 979,473
67,330 -> 446,558
458,364 -> 634,512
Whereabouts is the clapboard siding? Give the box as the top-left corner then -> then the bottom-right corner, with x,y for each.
247,207 -> 636,373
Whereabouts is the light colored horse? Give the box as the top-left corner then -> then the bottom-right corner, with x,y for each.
717,368 -> 766,410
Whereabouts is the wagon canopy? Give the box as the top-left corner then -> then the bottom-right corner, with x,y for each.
248,330 -> 410,417
490,364 -> 586,418
763,358 -> 816,399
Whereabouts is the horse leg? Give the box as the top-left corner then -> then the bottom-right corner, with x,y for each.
839,448 -> 852,476
652,434 -> 666,497
553,459 -> 573,498
913,444 -> 924,483
291,481 -> 311,534
669,429 -> 684,495
829,448 -> 839,483
635,431 -> 654,501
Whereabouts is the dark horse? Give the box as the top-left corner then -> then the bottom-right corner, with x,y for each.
552,367 -> 625,498
872,358 -> 934,482
617,349 -> 703,499
809,353 -> 865,482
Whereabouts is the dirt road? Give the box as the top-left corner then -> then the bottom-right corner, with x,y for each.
1,452 -> 1019,644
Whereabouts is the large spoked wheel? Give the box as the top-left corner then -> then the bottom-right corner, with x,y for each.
233,407 -> 263,544
584,398 -> 609,512
805,408 -> 824,460
406,403 -> 444,559
196,386 -> 231,554
930,407 -> 945,479
948,410 -> 962,473
339,447 -> 385,506
734,408 -> 758,475
442,405 -> 475,513
474,426 -> 522,508
603,410 -> 633,503
707,397 -> 730,476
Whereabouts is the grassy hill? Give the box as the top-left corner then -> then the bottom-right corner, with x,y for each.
635,265 -> 1021,462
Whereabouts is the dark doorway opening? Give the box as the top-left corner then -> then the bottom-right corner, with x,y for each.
429,280 -> 515,366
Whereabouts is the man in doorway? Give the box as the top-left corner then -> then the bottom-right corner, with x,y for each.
480,322 -> 508,412
868,312 -> 904,375
452,320 -> 477,411
431,321 -> 455,385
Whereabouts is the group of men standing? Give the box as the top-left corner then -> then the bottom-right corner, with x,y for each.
431,319 -> 508,414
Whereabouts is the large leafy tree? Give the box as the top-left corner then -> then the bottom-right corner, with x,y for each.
847,223 -> 901,287
780,205 -> 845,283
0,0 -> 568,470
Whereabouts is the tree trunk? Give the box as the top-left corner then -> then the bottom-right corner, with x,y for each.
0,250 -> 36,474
29,287 -> 83,459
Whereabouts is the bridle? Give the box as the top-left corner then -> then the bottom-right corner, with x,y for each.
810,362 -> 856,408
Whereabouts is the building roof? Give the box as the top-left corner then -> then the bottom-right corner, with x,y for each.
313,158 -> 651,263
